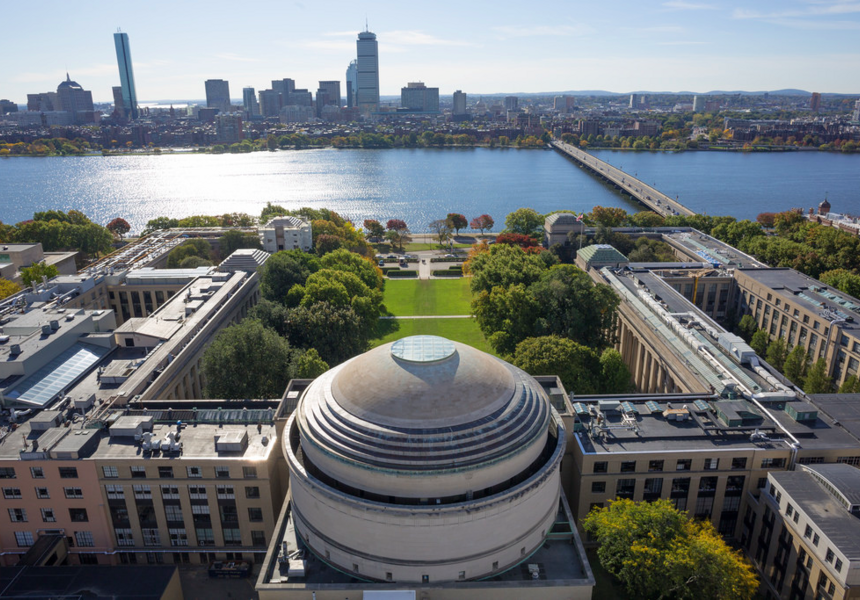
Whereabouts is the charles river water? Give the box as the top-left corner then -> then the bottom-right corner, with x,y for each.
1,148 -> 858,233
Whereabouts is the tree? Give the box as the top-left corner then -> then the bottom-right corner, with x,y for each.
178,256 -> 212,268
628,211 -> 664,228
470,214 -> 495,236
319,248 -> 384,291
284,301 -> 368,366
765,337 -> 789,372
260,250 -> 320,304
804,358 -> 833,394
446,213 -> 467,235
783,345 -> 810,386
600,348 -> 633,393
750,330 -> 769,356
590,206 -> 628,228
839,374 -> 860,394
106,217 -> 131,239
468,243 -> 549,295
20,262 -> 59,287
202,319 -> 296,399
363,219 -> 385,241
495,233 -> 538,248
385,219 -> 411,251
504,208 -> 544,238
166,239 -> 211,268
315,234 -> 344,256
584,499 -> 758,600
819,269 -> 860,298
260,202 -> 290,223
0,278 -> 21,300
218,229 -> 262,258
756,212 -> 777,228
737,315 -> 758,341
142,216 -> 179,234
429,219 -> 453,246
473,284 -> 542,356
296,348 -> 330,379
512,336 -> 600,394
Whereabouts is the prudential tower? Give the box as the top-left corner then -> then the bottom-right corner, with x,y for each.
356,28 -> 379,115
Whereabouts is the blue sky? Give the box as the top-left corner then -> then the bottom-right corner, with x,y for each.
2,0 -> 858,103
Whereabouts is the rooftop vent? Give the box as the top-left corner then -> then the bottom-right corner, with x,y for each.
214,431 -> 248,452
9,344 -> 22,356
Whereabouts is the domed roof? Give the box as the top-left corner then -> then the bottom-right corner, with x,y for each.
295,336 -> 552,496
57,73 -> 83,91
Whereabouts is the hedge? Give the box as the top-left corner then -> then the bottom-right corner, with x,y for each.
430,257 -> 465,263
387,270 -> 418,278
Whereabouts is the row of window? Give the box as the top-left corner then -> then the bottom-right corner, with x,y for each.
3,486 -> 83,500
9,507 -> 88,523
102,465 -> 258,480
592,456 -> 764,474
0,466 -> 78,479
14,530 -> 94,548
124,484 -> 259,500
111,527 -> 266,548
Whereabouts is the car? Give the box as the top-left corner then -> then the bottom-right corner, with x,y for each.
378,260 -> 385,267
444,254 -> 456,258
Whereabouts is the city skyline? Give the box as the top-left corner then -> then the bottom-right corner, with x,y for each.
2,0 -> 860,104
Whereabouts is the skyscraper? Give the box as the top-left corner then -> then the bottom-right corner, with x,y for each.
452,90 -> 467,115
504,96 -> 518,110
112,86 -> 125,118
242,87 -> 258,117
113,31 -> 139,120
810,92 -> 821,113
271,79 -> 295,97
345,60 -> 358,108
356,29 -> 379,115
318,81 -> 341,107
205,79 -> 231,113
401,82 -> 439,113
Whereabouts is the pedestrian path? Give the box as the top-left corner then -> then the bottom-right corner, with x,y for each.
379,315 -> 472,320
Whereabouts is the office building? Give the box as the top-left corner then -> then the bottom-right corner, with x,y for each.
112,86 -> 126,118
204,80 -> 231,114
554,95 -> 575,113
400,81 -> 439,113
345,60 -> 358,108
853,99 -> 860,122
257,336 -> 594,598
452,90 -> 467,115
257,89 -> 282,118
271,79 -> 295,98
214,113 -> 244,144
629,93 -> 647,109
284,90 -> 312,107
810,92 -> 822,113
744,464 -> 860,599
113,31 -> 139,120
504,95 -> 518,111
0,99 -> 18,114
26,92 -> 57,112
242,87 -> 258,117
692,95 -> 706,113
317,81 -> 340,107
258,217 -> 312,253
279,105 -> 314,124
356,29 -> 379,115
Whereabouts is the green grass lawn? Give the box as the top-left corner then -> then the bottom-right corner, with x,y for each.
371,317 -> 495,355
372,242 -> 472,253
383,278 -> 473,316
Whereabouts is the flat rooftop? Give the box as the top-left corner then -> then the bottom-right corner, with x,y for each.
0,565 -> 178,600
664,230 -> 768,269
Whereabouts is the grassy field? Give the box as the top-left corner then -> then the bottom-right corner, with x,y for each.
371,317 -> 495,355
372,242 -> 472,253
383,278 -> 473,316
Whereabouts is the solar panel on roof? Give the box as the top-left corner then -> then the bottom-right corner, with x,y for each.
6,343 -> 108,407
694,400 -> 710,411
572,402 -> 590,415
645,401 -> 661,413
621,401 -> 637,414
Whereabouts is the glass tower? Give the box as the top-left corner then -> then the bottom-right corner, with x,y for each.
356,30 -> 379,115
113,31 -> 139,120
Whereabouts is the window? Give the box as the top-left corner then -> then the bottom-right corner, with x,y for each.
245,486 -> 260,499
251,530 -> 266,546
59,467 -> 78,479
786,504 -> 793,517
133,485 -> 152,499
69,508 -> 88,522
643,478 -> 663,499
793,512 -> 799,524
9,508 -> 27,522
164,504 -> 184,522
620,461 -> 636,473
64,487 -> 83,499
15,531 -> 34,547
115,528 -> 134,547
703,458 -> 719,470
191,504 -> 210,516
186,466 -> 202,478
158,467 -> 174,479
130,466 -> 146,478
694,495 -> 714,518
731,457 -> 747,470
3,487 -> 21,499
102,466 -> 118,478
161,485 -> 180,500
0,467 -> 16,479
243,466 -> 257,479
169,528 -> 188,547
804,525 -> 813,539
223,528 -> 242,546
757,478 -> 768,489
35,487 -> 49,499
826,548 -> 834,563
79,553 -> 98,565
492,561 -> 499,571
676,459 -> 691,471
389,572 -> 396,582
75,531 -> 94,547
592,481 -> 606,493
196,528 -> 215,546
761,458 -> 786,469
142,528 -> 161,546
105,484 -> 124,500
30,467 -> 45,479
215,466 -> 230,479
41,508 -> 56,522
216,486 -> 235,499
648,460 -> 664,472
835,558 -> 843,572
593,462 -> 608,474
699,477 -> 718,492
248,507 -> 263,522
616,479 -> 636,499
812,533 -> 820,547
189,486 -> 207,500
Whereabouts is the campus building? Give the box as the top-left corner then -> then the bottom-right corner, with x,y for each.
259,216 -> 312,253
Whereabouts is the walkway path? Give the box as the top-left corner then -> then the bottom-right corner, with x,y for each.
380,315 -> 472,319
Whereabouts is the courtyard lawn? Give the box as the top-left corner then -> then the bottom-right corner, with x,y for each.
372,242 -> 473,253
383,278 -> 473,316
371,317 -> 495,356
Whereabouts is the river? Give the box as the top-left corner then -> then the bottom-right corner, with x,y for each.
1,148 -> 857,233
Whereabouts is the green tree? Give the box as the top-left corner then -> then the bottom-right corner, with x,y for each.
584,499 -> 758,600
819,269 -> 860,298
166,239 -> 211,268
504,208 -> 544,238
737,315 -> 758,341
766,337 -> 789,372
429,219 -> 453,246
804,358 -> 833,394
750,329 -> 770,356
600,348 -> 633,393
628,211 -> 665,228
590,206 -> 628,228
260,250 -> 320,303
284,301 -> 367,365
385,219 -> 411,251
363,219 -> 385,241
141,216 -> 180,234
783,345 -> 810,386
468,243 -> 549,295
218,229 -> 262,258
178,256 -> 212,268
315,234 -> 344,256
290,269 -> 382,336
0,278 -> 21,300
202,319 -> 296,399
512,336 -> 600,394
838,374 -> 860,394
296,348 -> 330,379
446,213 -> 467,235
20,262 -> 59,286
260,202 -> 290,223
472,284 -> 541,356
319,248 -> 384,291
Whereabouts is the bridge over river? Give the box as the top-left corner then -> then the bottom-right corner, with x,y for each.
551,141 -> 697,218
